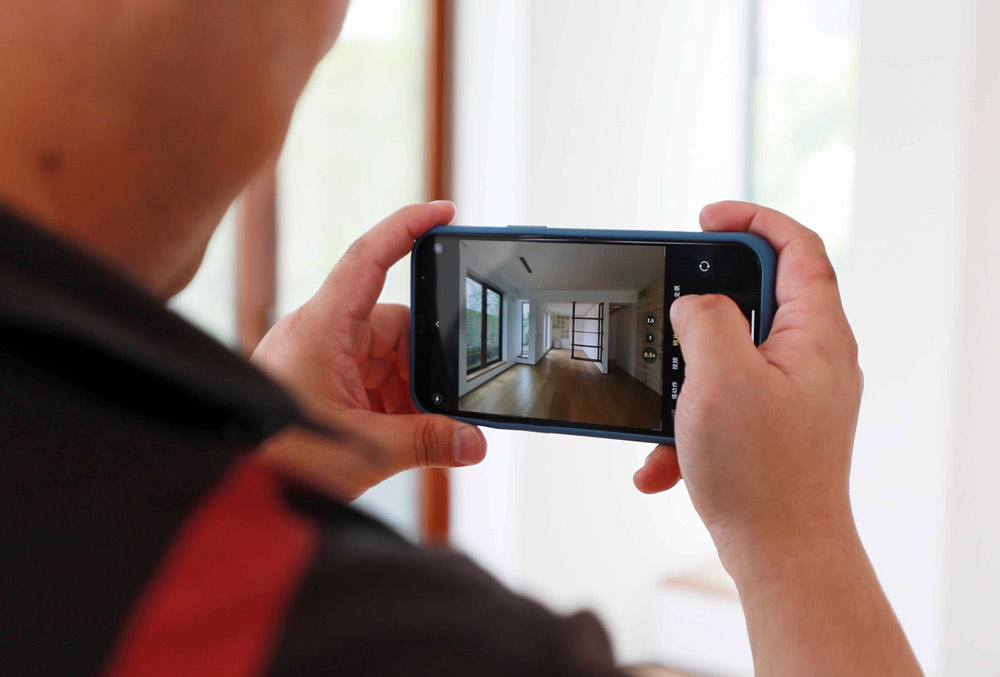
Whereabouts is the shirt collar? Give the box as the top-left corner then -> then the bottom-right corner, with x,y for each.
0,203 -> 310,447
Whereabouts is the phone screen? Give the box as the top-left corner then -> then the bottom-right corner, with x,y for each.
412,233 -> 763,439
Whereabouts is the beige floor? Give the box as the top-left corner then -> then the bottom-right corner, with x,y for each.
459,348 -> 661,429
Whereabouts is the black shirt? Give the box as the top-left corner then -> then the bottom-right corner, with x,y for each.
0,205 -> 617,676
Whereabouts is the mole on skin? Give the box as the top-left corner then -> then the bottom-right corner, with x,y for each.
39,151 -> 62,174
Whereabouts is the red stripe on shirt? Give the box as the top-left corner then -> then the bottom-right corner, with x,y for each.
102,458 -> 316,677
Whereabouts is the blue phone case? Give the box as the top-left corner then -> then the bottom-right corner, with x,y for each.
410,225 -> 777,445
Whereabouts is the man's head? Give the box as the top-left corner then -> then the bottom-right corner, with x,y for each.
0,0 -> 350,296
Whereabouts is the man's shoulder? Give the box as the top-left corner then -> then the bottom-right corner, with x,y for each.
95,457 -> 618,676
0,207 -> 618,676
265,486 -> 618,676
0,204 -> 307,676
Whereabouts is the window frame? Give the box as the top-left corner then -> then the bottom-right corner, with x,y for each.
231,0 -> 452,546
466,271 -> 504,373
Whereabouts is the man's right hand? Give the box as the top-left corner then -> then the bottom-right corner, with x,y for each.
634,202 -> 922,675
634,200 -> 864,569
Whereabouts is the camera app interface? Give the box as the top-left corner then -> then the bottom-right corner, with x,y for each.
418,236 -> 762,437
458,240 -> 667,432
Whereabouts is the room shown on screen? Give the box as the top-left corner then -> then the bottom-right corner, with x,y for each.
457,239 -> 665,431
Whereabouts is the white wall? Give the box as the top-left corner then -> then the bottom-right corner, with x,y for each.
451,0 -> 1000,673
607,311 -> 616,361
942,1 -> 1000,673
524,1 -> 749,228
611,305 -> 638,378
526,291 -> 642,375
531,309 -> 553,362
451,0 -> 750,664
825,1 -> 1000,674
448,0 -> 531,600
840,1 -> 978,673
530,298 -> 545,365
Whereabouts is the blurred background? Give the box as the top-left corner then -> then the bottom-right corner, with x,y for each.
172,0 -> 1000,674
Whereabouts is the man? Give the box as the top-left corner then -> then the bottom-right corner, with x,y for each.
0,1 -> 922,675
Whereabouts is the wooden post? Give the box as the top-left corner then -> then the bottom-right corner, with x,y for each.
419,0 -> 455,547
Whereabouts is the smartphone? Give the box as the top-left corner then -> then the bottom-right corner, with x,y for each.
410,226 -> 776,444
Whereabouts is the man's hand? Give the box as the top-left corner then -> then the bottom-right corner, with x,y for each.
633,202 -> 922,675
634,200 -> 863,561
251,201 -> 486,500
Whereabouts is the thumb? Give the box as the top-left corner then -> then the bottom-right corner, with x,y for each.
670,294 -> 761,377
347,411 -> 486,474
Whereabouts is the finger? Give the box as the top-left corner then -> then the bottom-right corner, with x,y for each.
699,201 -> 843,311
344,411 -> 486,475
366,389 -> 386,414
361,356 -> 395,390
367,304 -> 411,381
670,294 -> 763,378
381,369 -> 416,415
396,313 -> 411,382
633,445 -> 682,494
699,201 -> 856,362
320,201 -> 456,321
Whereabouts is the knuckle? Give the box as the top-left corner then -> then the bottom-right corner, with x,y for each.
803,227 -> 827,251
697,294 -> 728,313
386,303 -> 410,321
674,294 -> 731,326
414,417 -> 440,468
794,253 -> 838,285
821,259 -> 839,285
844,330 -> 860,362
697,294 -> 734,311
831,323 -> 860,370
345,236 -> 372,261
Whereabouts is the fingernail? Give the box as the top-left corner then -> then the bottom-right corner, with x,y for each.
430,200 -> 456,223
452,426 -> 483,465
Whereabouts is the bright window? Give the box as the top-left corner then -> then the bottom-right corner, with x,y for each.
486,289 -> 502,362
521,302 -> 530,357
275,0 -> 429,537
466,278 -> 483,370
169,208 -> 237,345
276,0 -> 428,317
466,274 -> 503,372
750,0 -> 860,259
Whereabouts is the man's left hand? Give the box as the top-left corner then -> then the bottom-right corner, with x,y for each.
251,201 -> 486,499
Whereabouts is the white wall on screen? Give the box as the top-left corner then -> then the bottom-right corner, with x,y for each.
612,305 -> 638,378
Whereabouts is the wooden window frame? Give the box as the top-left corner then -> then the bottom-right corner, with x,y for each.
236,0 -> 454,546
419,0 -> 454,547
